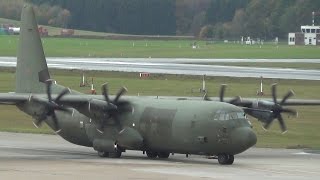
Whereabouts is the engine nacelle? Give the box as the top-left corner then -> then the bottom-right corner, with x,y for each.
74,99 -> 117,123
17,97 -> 49,120
252,100 -> 274,110
117,127 -> 143,149
93,139 -> 117,152
87,99 -> 116,119
246,100 -> 274,124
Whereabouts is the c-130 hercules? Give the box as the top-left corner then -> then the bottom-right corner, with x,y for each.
1,5 -> 320,165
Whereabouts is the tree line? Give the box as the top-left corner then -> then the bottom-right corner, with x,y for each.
1,0 -> 320,39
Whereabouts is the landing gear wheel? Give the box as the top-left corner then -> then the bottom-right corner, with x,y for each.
108,151 -> 122,158
226,155 -> 234,165
158,152 -> 170,159
98,151 -> 109,158
218,154 -> 234,165
146,150 -> 158,158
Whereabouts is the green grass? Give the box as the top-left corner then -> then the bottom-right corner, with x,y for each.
0,68 -> 320,149
1,35 -> 320,58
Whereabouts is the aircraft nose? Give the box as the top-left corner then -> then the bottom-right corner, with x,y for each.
231,127 -> 257,154
246,128 -> 257,148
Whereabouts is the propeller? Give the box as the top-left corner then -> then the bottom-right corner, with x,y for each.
33,79 -> 71,133
219,84 -> 242,104
203,84 -> 241,104
96,83 -> 131,133
263,83 -> 297,133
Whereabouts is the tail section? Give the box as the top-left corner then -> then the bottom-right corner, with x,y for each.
15,4 -> 50,93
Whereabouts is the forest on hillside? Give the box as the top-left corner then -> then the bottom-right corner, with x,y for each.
1,0 -> 320,39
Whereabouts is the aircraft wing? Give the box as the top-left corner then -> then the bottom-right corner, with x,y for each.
154,96 -> 320,106
0,93 -> 30,105
0,93 -> 92,106
229,98 -> 320,107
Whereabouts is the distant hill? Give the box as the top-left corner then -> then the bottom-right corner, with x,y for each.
3,0 -> 320,39
0,18 -> 117,37
0,17 -> 193,40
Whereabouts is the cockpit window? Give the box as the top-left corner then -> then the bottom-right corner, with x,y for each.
237,112 -> 246,119
219,113 -> 226,120
229,112 -> 238,120
213,111 -> 245,121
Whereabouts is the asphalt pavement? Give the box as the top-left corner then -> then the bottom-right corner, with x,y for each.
0,132 -> 319,180
0,57 -> 320,80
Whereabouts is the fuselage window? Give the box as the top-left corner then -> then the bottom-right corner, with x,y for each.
225,114 -> 230,120
229,112 -> 238,120
237,112 -> 245,119
213,113 -> 219,120
219,113 -> 225,121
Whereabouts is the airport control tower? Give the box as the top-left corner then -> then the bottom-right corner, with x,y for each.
288,11 -> 320,45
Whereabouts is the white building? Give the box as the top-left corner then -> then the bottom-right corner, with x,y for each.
288,25 -> 320,45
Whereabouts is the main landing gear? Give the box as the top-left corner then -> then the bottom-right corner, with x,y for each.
146,150 -> 170,159
97,150 -> 122,158
217,154 -> 234,165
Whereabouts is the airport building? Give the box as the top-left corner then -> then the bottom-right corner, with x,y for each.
288,12 -> 320,46
288,25 -> 320,45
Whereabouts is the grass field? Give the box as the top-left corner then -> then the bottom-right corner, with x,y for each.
1,35 -> 320,58
0,68 -> 320,149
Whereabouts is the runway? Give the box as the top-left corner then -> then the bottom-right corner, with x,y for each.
0,132 -> 319,180
2,57 -> 320,63
1,57 -> 320,80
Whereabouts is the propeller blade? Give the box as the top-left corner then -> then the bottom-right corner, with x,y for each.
263,121 -> 272,130
203,92 -> 212,101
33,119 -> 43,128
277,115 -> 287,133
271,83 -> 277,104
220,84 -> 227,102
96,122 -> 104,134
282,108 -> 298,117
102,83 -> 110,103
229,96 -> 241,104
51,113 -> 61,133
45,80 -> 52,102
55,88 -> 70,103
280,90 -> 295,105
114,87 -> 128,103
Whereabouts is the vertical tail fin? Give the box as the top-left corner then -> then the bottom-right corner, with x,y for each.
15,4 -> 50,93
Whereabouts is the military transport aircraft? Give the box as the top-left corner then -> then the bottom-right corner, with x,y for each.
1,5 -> 320,165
